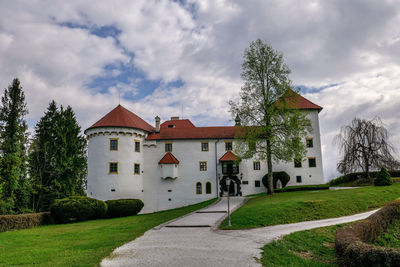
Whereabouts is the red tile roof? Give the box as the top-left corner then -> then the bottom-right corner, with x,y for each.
159,152 -> 180,164
219,151 -> 240,162
86,105 -> 155,133
278,90 -> 323,112
146,125 -> 237,140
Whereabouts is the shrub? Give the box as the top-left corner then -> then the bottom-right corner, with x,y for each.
335,200 -> 400,266
275,184 -> 329,192
105,199 -> 144,218
374,167 -> 393,186
50,196 -> 107,223
0,212 -> 52,232
262,171 -> 290,189
329,170 -> 400,186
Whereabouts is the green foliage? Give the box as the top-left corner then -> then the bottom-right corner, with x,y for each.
262,171 -> 290,189
29,101 -> 87,211
229,39 -> 312,194
374,218 -> 400,249
0,198 -> 216,266
106,199 -> 144,218
275,184 -> 329,192
374,167 -> 393,186
0,78 -> 29,213
220,183 -> 400,229
0,212 -> 52,232
50,196 -> 106,223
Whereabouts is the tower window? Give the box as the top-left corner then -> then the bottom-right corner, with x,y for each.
135,140 -> 140,152
109,162 -> 118,174
110,139 -> 118,151
134,163 -> 140,174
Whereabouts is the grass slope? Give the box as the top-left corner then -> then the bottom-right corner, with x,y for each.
221,184 -> 400,229
374,218 -> 400,249
0,198 -> 216,267
262,225 -> 341,267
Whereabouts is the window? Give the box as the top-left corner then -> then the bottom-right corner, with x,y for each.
135,140 -> 140,152
255,180 -> 261,187
296,175 -> 302,183
199,161 -> 207,171
109,162 -> 118,174
201,142 -> 209,151
110,139 -> 118,151
253,161 -> 261,170
206,182 -> 212,194
306,138 -> 314,148
308,157 -> 316,167
225,141 -> 233,151
196,182 -> 202,194
165,143 -> 173,152
294,158 -> 302,168
242,181 -> 249,185
134,163 -> 140,174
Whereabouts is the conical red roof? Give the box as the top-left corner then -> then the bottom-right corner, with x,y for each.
219,151 -> 240,162
86,105 -> 154,132
159,152 -> 180,164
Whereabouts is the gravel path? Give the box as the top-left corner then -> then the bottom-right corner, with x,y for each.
101,197 -> 377,267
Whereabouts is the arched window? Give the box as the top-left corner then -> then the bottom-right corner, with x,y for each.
206,182 -> 212,194
196,182 -> 202,194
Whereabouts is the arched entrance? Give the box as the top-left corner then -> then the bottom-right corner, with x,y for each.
219,175 -> 242,197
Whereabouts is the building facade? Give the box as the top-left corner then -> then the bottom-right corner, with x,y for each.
85,93 -> 324,213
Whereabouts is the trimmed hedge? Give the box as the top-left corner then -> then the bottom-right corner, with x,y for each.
330,170 -> 400,186
335,200 -> 400,266
374,167 -> 393,186
105,199 -> 144,218
262,171 -> 290,189
50,196 -> 107,223
0,212 -> 52,232
275,184 -> 329,193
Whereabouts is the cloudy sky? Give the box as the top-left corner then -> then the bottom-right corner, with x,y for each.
1,0 -> 399,181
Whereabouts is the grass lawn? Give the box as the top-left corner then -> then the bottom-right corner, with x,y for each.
0,198 -> 216,267
374,218 -> 400,249
220,183 -> 400,229
262,224 -> 341,267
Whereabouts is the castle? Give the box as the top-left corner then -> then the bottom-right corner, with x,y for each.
85,93 -> 324,213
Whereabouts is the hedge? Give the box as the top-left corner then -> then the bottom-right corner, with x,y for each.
330,170 -> 400,186
374,167 -> 393,186
105,199 -> 144,218
0,212 -> 52,232
262,171 -> 290,189
335,200 -> 400,266
275,184 -> 329,193
50,196 -> 107,223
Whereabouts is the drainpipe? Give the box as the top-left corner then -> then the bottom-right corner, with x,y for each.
215,139 -> 220,199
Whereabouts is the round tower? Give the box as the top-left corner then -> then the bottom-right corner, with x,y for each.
84,105 -> 154,201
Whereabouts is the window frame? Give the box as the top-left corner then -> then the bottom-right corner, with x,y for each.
134,139 -> 141,152
306,138 -> 314,148
255,180 -> 261,187
201,141 -> 209,152
296,175 -> 302,183
294,158 -> 302,168
165,142 -> 173,152
205,182 -> 212,194
109,162 -> 118,174
196,182 -> 202,194
134,163 -> 140,175
109,138 -> 119,151
308,157 -> 317,167
199,161 -> 207,171
225,141 -> 233,151
253,161 -> 261,170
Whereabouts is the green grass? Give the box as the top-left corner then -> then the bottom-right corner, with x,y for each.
262,225 -> 341,267
0,198 -> 216,267
374,218 -> 400,249
221,183 -> 400,229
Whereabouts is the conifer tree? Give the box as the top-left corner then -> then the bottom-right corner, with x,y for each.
0,78 -> 29,213
29,101 -> 87,211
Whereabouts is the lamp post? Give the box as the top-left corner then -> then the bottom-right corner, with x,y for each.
226,177 -> 232,227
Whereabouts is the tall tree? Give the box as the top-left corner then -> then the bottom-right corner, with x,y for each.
0,78 -> 29,213
29,101 -> 87,211
229,39 -> 312,194
335,117 -> 400,179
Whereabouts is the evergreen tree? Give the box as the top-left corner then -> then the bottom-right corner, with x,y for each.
29,101 -> 87,211
0,78 -> 29,213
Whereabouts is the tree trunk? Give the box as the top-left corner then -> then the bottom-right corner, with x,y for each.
266,139 -> 274,195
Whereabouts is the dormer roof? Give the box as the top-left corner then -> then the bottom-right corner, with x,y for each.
159,152 -> 180,164
219,151 -> 240,162
85,105 -> 154,133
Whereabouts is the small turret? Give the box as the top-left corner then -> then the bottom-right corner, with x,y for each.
235,114 -> 241,126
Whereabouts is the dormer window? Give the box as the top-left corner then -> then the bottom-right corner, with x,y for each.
168,124 -> 175,128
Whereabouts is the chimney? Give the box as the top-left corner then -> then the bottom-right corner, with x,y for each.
155,116 -> 160,132
170,116 -> 179,120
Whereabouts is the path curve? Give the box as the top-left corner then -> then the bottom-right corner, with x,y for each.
101,198 -> 377,267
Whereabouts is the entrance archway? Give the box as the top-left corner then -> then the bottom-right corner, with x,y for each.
219,175 -> 242,197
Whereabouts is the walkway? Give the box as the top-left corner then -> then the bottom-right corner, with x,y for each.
101,198 -> 377,267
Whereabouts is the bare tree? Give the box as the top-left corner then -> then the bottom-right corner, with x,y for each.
334,117 -> 400,179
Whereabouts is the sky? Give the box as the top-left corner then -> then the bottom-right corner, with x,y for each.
1,0 -> 400,181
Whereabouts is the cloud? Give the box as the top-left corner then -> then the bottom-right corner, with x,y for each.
1,0 -> 400,180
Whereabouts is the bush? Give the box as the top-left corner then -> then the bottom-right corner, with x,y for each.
0,212 -> 52,232
335,200 -> 400,266
50,196 -> 107,223
275,184 -> 329,193
105,199 -> 144,218
262,171 -> 290,189
330,170 -> 400,186
374,167 -> 393,186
